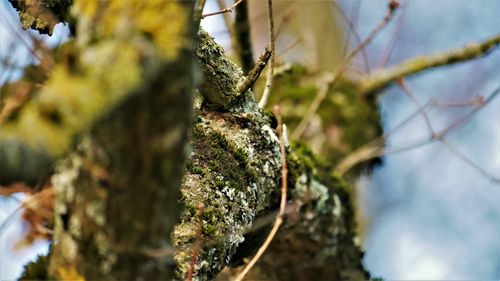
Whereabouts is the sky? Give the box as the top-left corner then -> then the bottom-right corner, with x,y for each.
1,0 -> 500,280
345,1 -> 500,279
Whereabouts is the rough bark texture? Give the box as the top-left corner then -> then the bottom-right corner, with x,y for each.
172,31 -> 367,281
49,58 -> 194,280
44,1 -> 196,280
172,30 -> 282,280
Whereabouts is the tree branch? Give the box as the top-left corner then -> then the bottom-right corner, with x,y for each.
175,31 -> 367,281
360,34 -> 500,94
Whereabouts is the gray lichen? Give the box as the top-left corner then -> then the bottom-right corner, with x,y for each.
175,29 -> 367,281
174,108 -> 282,280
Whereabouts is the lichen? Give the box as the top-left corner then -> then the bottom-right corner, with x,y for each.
174,109 -> 281,280
73,0 -> 188,59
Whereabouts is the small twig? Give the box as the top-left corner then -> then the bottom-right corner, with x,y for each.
431,96 -> 485,107
395,79 -> 497,182
397,78 -> 435,135
334,85 -> 500,175
377,2 -> 406,68
239,47 -> 272,94
334,0 -> 371,73
215,0 -> 239,52
436,87 -> 499,138
234,106 -> 288,281
439,138 -> 500,184
292,1 -> 399,139
258,0 -> 276,108
201,0 -> 244,19
335,97 -> 433,174
186,203 -> 205,281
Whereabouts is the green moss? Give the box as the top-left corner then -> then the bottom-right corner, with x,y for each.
265,64 -> 382,173
190,165 -> 206,176
19,253 -> 50,281
192,127 -> 254,192
202,223 -> 218,236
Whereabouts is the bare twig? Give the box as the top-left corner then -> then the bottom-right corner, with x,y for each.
334,0 -> 371,73
396,79 -> 499,183
201,0 -> 244,19
258,0 -> 276,108
239,47 -> 272,94
234,106 -> 288,281
431,96 -> 485,107
292,1 -> 399,139
397,78 -> 435,135
215,0 -> 239,52
439,138 -> 500,184
377,2 -> 406,67
334,85 -> 500,176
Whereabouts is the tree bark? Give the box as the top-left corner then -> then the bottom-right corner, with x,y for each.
44,1 -> 197,280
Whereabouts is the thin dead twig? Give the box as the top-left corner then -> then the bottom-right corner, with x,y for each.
335,0 -> 371,73
334,85 -> 500,176
202,0 -> 244,19
215,0 -> 238,52
431,96 -> 485,107
292,1 -> 400,139
377,2 -> 406,68
239,47 -> 272,94
397,78 -> 435,135
258,0 -> 276,108
439,138 -> 500,184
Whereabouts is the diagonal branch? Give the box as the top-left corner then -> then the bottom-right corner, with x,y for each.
360,34 -> 500,94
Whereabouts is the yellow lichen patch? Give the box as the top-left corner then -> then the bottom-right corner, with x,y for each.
1,41 -> 142,156
73,0 -> 187,59
58,266 -> 85,281
72,0 -> 99,19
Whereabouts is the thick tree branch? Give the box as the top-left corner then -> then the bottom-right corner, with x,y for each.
196,29 -> 258,112
175,29 -> 367,281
